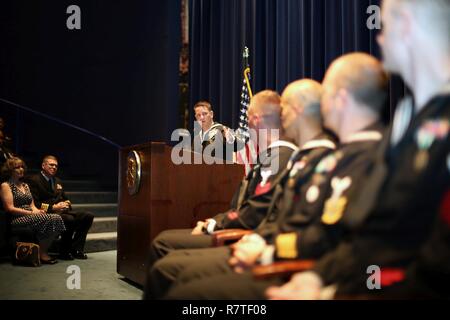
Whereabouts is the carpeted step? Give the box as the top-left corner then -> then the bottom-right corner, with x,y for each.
61,180 -> 105,191
65,191 -> 118,204
84,232 -> 117,253
89,217 -> 117,233
71,203 -> 117,217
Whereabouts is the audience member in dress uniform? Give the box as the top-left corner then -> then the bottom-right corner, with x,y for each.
266,0 -> 450,300
27,155 -> 94,260
147,91 -> 299,269
144,79 -> 340,299
0,157 -> 65,264
163,53 -> 389,299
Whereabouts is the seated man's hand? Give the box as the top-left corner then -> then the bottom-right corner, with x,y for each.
53,201 -> 70,213
265,271 -> 323,300
191,221 -> 206,235
229,234 -> 267,273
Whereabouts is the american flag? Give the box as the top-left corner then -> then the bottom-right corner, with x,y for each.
235,47 -> 258,175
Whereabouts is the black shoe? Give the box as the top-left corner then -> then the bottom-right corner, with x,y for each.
41,258 -> 58,265
59,252 -> 74,260
72,251 -> 88,260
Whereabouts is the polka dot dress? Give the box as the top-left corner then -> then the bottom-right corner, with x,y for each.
8,181 -> 66,241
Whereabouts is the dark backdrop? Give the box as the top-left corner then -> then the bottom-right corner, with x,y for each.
0,0 -> 181,186
1,0 -> 406,187
189,0 -> 406,129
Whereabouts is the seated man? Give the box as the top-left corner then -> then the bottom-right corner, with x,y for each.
144,79 -> 340,299
266,0 -> 450,300
27,155 -> 94,260
162,53 -> 388,299
150,91 -> 301,264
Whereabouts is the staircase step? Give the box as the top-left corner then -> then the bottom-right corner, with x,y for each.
61,180 -> 105,191
66,191 -> 118,204
89,217 -> 117,233
84,232 -> 117,253
71,203 -> 118,217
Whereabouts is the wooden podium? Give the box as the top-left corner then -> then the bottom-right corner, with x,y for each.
117,142 -> 244,285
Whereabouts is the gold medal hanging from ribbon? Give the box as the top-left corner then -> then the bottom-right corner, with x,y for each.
415,120 -> 450,172
414,150 -> 429,172
322,176 -> 352,225
322,197 -> 348,225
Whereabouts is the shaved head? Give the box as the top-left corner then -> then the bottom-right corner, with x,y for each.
323,52 -> 388,114
280,79 -> 323,143
282,79 -> 323,122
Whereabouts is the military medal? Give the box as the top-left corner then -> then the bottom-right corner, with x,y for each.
315,153 -> 339,175
322,197 -> 348,225
312,152 -> 342,185
306,185 -> 320,203
287,179 -> 295,188
415,120 -> 450,171
322,176 -> 352,225
288,159 -> 307,188
414,150 -> 429,172
311,173 -> 326,186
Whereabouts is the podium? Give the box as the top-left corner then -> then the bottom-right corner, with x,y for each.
117,142 -> 244,285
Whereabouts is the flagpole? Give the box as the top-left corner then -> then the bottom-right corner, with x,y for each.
243,47 -> 253,99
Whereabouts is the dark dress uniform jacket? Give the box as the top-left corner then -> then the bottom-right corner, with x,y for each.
27,174 -> 71,213
255,133 -> 338,240
212,140 -> 298,230
266,124 -> 385,261
314,93 -> 450,296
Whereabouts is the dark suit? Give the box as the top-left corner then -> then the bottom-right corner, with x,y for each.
27,173 -> 94,254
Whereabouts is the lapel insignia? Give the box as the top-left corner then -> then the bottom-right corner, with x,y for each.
322,176 -> 352,225
255,169 -> 272,195
287,179 -> 295,188
415,119 -> 450,171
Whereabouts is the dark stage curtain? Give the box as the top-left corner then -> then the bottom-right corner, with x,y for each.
189,0 -> 406,129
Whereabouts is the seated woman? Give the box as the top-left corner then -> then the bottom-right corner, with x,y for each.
0,157 -> 65,264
